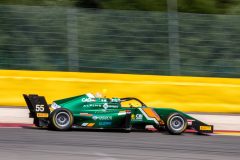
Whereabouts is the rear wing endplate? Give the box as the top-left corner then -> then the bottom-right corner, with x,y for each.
23,94 -> 50,119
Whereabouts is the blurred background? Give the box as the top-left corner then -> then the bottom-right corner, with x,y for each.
0,3 -> 240,158
0,0 -> 240,78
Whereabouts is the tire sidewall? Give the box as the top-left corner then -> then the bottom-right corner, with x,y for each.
49,108 -> 73,131
166,113 -> 187,135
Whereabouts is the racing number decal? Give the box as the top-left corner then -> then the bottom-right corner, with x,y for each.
35,104 -> 45,112
35,104 -> 48,118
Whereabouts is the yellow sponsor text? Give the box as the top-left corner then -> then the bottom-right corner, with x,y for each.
36,113 -> 49,118
200,126 -> 212,131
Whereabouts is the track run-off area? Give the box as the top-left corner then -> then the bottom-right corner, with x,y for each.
0,128 -> 239,160
0,107 -> 239,160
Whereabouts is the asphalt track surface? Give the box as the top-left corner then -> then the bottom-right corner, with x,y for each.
0,128 -> 239,160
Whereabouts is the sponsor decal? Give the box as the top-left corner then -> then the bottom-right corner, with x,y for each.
131,114 -> 135,119
111,98 -> 120,102
81,123 -> 88,127
107,105 -> 119,108
83,104 -> 89,107
92,115 -> 112,120
51,102 -> 61,109
200,126 -> 212,131
82,103 -> 118,109
83,104 -> 102,108
136,114 -> 143,120
92,116 -> 98,120
99,121 -> 112,126
95,110 -> 115,114
80,113 -> 92,116
81,123 -> 95,127
36,113 -> 49,118
103,103 -> 108,110
100,99 -> 107,102
82,97 -> 96,102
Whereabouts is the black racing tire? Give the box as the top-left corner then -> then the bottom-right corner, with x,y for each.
49,108 -> 73,131
166,113 -> 187,135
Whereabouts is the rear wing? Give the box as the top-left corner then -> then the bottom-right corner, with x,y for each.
23,94 -> 50,119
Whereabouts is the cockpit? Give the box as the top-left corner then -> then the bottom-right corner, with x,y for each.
120,97 -> 147,108
85,93 -> 147,108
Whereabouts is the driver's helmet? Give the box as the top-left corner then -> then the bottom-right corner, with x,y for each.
95,92 -> 103,98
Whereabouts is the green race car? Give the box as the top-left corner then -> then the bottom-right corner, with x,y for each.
23,93 -> 213,135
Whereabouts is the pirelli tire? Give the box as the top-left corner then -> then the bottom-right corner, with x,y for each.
49,108 -> 73,131
166,113 -> 187,135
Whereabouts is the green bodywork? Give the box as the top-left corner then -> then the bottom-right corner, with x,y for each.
51,93 -> 197,129
24,93 -> 213,133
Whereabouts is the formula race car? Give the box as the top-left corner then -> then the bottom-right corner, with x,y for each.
23,93 -> 213,135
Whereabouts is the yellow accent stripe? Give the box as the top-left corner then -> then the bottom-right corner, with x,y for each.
87,123 -> 95,127
215,132 -> 240,136
142,108 -> 161,122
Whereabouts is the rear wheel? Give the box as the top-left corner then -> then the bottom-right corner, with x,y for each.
166,113 -> 187,135
49,108 -> 73,131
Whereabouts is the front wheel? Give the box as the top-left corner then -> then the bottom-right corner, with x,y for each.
49,108 -> 73,131
166,113 -> 187,135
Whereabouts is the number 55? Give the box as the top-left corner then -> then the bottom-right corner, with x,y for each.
35,104 -> 44,112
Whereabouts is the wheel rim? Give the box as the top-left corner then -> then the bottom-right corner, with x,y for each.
170,116 -> 185,131
55,112 -> 70,128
